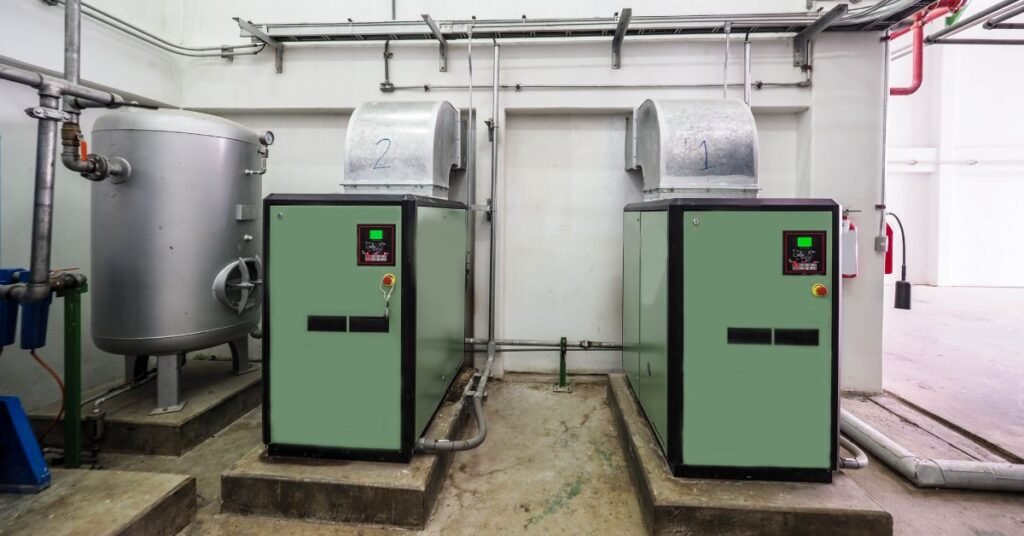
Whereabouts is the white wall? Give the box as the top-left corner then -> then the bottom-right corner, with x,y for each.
2,1 -> 892,399
886,0 -> 1024,288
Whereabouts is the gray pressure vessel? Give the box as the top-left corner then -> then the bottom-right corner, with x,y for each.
90,109 -> 266,356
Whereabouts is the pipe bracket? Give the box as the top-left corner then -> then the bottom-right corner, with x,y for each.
25,106 -> 71,122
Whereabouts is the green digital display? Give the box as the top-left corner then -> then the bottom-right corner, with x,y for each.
797,236 -> 814,248
369,229 -> 384,240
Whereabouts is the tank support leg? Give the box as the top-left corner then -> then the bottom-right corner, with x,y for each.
151,353 -> 186,415
229,336 -> 257,376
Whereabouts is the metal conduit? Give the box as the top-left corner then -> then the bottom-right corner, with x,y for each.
487,42 -> 499,343
49,0 -> 263,56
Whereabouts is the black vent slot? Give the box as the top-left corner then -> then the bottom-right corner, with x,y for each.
349,316 -> 390,333
727,328 -> 772,345
774,329 -> 820,346
307,315 -> 347,332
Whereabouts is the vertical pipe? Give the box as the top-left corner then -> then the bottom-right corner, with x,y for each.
26,92 -> 61,299
558,336 -> 568,388
487,42 -> 499,342
466,26 -> 476,365
878,32 -> 891,242
64,0 -> 81,85
743,34 -> 752,106
722,22 -> 731,99
63,286 -> 83,468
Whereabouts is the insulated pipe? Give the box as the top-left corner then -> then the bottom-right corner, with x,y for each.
841,409 -> 1024,492
890,14 -> 924,96
487,42 -> 500,342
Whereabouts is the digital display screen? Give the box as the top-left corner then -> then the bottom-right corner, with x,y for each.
783,231 -> 827,275
357,224 -> 396,266
797,236 -> 813,248
369,229 -> 384,240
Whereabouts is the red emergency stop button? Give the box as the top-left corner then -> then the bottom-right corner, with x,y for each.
382,273 -> 396,287
811,283 -> 828,297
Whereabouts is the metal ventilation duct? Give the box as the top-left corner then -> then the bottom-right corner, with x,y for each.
344,101 -> 463,199
626,99 -> 758,200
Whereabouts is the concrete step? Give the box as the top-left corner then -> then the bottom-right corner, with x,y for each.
220,386 -> 469,529
0,469 -> 195,536
607,373 -> 893,536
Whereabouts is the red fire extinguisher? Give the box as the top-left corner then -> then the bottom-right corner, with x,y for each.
884,223 -> 894,275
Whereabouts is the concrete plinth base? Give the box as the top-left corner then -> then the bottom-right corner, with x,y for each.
0,469 -> 195,536
31,359 -> 262,456
220,385 -> 468,529
608,373 -> 893,536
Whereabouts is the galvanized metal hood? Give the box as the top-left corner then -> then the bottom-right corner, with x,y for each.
626,99 -> 758,200
344,101 -> 463,199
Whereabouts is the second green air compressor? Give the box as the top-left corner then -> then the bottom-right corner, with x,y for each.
622,198 -> 840,483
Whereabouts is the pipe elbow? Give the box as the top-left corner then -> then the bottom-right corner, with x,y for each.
21,282 -> 52,303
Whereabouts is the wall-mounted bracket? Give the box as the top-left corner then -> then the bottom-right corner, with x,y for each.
421,14 -> 448,72
793,4 -> 847,68
380,40 -> 395,92
234,17 -> 284,74
612,8 -> 633,69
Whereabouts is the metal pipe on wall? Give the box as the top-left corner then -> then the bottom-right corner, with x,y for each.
722,21 -> 731,99
743,33 -> 752,106
487,42 -> 500,343
24,91 -> 62,302
465,25 -> 476,367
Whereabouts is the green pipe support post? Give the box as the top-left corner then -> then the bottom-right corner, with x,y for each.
57,282 -> 86,469
553,336 -> 572,393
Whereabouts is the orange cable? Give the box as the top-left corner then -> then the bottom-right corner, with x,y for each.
31,350 -> 65,442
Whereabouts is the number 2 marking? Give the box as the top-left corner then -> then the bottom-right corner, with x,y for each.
373,138 -> 392,169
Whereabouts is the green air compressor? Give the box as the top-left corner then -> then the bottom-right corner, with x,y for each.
622,198 -> 839,483
263,194 -> 467,462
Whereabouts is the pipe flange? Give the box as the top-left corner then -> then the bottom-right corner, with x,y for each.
25,106 -> 71,122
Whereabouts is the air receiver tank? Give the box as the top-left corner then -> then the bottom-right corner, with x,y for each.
90,109 -> 269,360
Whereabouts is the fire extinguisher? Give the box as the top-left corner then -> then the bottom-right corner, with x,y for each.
841,214 -> 858,278
887,212 -> 911,310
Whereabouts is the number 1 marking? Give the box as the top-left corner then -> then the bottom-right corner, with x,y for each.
699,139 -> 712,170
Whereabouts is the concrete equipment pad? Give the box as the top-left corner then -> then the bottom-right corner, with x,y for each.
220,378 -> 469,529
31,358 -> 262,456
0,469 -> 195,536
607,373 -> 893,536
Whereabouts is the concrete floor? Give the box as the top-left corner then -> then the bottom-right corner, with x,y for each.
82,374 -> 1023,535
883,286 -> 1024,460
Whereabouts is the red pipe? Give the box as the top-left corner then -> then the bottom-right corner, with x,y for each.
890,13 -> 925,96
890,7 -> 949,39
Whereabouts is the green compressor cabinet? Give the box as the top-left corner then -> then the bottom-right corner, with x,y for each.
263,194 -> 467,462
622,198 -> 839,483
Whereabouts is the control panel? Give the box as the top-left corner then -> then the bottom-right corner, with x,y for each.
357,224 -> 396,266
783,231 -> 826,275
